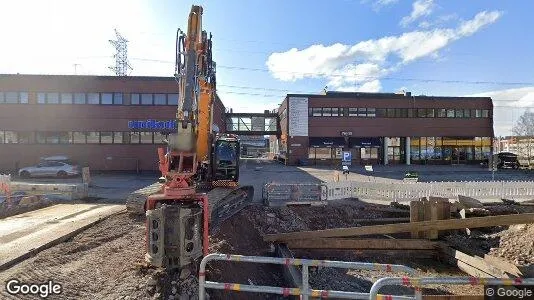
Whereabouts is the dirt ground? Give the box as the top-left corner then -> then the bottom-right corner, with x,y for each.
1,200 -> 533,299
444,204 -> 534,267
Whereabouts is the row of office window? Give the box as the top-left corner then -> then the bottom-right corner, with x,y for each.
0,92 -> 29,104
0,131 -> 168,145
308,107 -> 491,118
0,92 -> 179,105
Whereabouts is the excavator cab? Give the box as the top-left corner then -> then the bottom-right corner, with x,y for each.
211,135 -> 240,182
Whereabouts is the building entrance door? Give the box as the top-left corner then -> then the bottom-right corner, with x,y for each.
451,147 -> 468,164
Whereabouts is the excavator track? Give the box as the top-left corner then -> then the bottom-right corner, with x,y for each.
125,182 -> 163,216
207,185 -> 254,232
125,183 -> 254,228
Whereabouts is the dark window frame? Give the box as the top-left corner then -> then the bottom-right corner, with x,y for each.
376,108 -> 386,118
87,93 -> 100,105
74,93 -> 86,104
311,107 -> 322,117
141,93 -> 154,105
113,93 -> 123,105
154,93 -> 167,105
417,108 -> 426,118
101,93 -> 114,105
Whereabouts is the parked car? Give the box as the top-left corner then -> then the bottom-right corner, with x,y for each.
18,160 -> 80,178
40,155 -> 77,165
496,152 -> 520,169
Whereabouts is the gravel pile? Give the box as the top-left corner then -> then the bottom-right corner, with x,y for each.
489,224 -> 534,266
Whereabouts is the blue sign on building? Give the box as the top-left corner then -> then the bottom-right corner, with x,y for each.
128,120 -> 177,130
342,151 -> 352,166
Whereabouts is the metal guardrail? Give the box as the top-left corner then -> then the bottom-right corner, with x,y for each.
369,276 -> 534,300
198,253 -> 418,300
263,183 -> 323,205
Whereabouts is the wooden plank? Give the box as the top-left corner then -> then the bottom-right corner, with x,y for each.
351,217 -> 410,224
293,249 -> 436,259
483,254 -> 523,277
284,238 -> 439,250
410,200 -> 423,238
429,200 -> 439,239
439,245 -> 510,278
457,195 -> 484,209
264,213 -> 534,242
349,249 -> 437,258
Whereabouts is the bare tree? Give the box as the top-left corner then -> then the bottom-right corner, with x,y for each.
512,110 -> 534,167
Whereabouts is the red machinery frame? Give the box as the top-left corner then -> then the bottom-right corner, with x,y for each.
145,147 -> 210,257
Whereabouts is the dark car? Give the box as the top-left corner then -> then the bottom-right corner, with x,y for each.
496,152 -> 520,169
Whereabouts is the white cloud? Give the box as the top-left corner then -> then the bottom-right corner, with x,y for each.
266,10 -> 502,92
335,80 -> 382,93
468,87 -> 534,108
467,87 -> 534,136
361,0 -> 399,11
374,0 -> 399,9
418,14 -> 459,29
457,11 -> 502,36
400,0 -> 435,27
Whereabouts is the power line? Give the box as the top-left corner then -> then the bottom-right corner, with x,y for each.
215,65 -> 534,86
49,55 -> 534,87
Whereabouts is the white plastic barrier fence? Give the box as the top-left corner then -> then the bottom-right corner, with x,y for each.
324,180 -> 534,201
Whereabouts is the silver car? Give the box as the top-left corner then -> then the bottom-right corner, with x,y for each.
18,161 -> 80,178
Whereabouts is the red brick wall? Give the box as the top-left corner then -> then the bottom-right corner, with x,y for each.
277,93 -> 494,165
0,75 -> 227,171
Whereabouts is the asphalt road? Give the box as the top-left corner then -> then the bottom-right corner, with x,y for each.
10,159 -> 534,204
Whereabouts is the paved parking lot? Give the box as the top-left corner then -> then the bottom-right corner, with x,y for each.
8,159 -> 534,203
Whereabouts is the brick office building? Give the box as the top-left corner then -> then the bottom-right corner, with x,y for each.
0,74 -> 226,172
272,91 -> 494,166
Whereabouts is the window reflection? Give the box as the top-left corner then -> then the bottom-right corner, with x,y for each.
410,137 -> 492,163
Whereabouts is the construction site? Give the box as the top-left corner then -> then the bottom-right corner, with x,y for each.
2,3 -> 534,300
2,158 -> 534,299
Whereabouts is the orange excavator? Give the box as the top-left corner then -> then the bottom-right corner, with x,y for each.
127,5 -> 253,271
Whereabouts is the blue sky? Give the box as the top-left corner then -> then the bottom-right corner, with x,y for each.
1,0 -> 534,136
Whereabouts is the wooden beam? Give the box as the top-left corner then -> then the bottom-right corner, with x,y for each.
439,245 -> 510,278
296,249 -> 436,259
483,254 -> 523,277
264,213 -> 534,242
284,238 -> 439,250
350,217 -> 410,224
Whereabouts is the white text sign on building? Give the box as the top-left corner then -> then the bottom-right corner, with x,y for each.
288,97 -> 308,136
